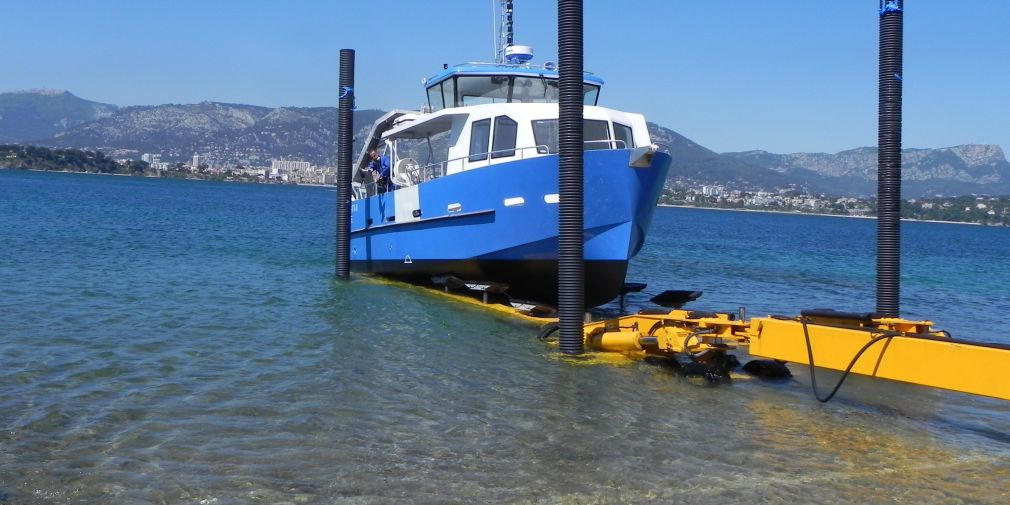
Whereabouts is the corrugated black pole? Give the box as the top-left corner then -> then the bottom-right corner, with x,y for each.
557,0 -> 584,355
335,49 -> 354,279
877,1 -> 902,316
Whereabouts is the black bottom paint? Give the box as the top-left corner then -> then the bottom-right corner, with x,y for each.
352,259 -> 628,308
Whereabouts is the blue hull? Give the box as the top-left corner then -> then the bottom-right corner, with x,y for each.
350,149 -> 671,307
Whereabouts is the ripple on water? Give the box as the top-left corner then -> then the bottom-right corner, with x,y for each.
3,173 -> 1010,503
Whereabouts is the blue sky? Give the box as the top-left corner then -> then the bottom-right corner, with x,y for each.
3,1 -> 1008,154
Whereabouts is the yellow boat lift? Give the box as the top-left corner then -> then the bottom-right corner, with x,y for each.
564,305 -> 1010,402
416,275 -> 1010,403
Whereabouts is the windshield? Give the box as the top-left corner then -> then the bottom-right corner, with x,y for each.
512,77 -> 559,103
457,76 -> 511,106
430,75 -> 601,108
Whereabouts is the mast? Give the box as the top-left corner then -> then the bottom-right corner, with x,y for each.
496,1 -> 533,65
498,0 -> 514,64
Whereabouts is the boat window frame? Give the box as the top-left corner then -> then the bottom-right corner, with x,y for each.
532,118 -> 613,152
457,75 -> 512,107
583,119 -> 611,150
435,74 -> 601,108
427,84 -> 444,112
468,118 -> 492,163
491,115 -> 518,159
441,79 -> 456,112
531,118 -> 560,154
511,76 -> 561,103
613,122 -> 635,149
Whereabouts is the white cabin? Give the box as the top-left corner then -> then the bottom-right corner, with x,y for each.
353,62 -> 655,196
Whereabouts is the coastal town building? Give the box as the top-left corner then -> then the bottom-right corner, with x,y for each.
270,159 -> 311,172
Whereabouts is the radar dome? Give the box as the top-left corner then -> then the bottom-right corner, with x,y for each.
504,45 -> 534,64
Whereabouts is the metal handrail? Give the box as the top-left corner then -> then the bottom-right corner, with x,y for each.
352,139 -> 628,199
400,144 -> 550,187
584,139 -> 628,150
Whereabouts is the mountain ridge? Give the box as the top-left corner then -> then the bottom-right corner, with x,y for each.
724,145 -> 1010,196
0,90 -> 117,142
3,89 -> 1008,197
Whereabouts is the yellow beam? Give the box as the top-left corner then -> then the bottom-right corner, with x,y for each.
748,317 -> 1010,401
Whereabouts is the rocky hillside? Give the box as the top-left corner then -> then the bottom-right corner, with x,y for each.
0,90 -> 117,142
4,90 -> 1009,197
725,145 -> 1010,197
40,102 -> 384,166
648,123 -> 793,191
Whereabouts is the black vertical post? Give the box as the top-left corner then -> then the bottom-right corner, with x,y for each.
877,1 -> 902,316
557,0 -> 584,355
335,49 -> 355,279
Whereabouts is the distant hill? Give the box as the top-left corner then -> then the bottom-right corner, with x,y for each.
724,145 -> 1010,197
647,123 -> 793,190
4,89 -> 1009,197
41,102 -> 384,166
0,90 -> 117,142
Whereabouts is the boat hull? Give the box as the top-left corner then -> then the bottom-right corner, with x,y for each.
349,149 -> 671,307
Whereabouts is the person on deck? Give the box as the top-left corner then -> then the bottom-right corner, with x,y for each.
367,149 -> 393,193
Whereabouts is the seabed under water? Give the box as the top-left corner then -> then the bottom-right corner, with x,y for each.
2,170 -> 1009,504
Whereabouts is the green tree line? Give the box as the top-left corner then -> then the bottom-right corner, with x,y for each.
0,144 -> 149,175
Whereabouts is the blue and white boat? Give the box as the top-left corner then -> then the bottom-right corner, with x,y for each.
349,5 -> 671,308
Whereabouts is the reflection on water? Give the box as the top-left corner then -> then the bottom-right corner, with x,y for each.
2,171 -> 1009,503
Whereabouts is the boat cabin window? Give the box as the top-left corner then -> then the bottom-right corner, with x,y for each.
441,79 -> 456,112
469,118 -> 491,162
614,122 -> 635,149
584,119 -> 610,150
512,77 -> 559,103
428,75 -> 601,109
532,118 -> 613,153
492,116 -> 518,158
458,76 -> 511,106
532,119 -> 559,154
427,84 -> 443,111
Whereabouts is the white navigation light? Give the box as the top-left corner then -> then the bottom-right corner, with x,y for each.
504,45 -> 534,64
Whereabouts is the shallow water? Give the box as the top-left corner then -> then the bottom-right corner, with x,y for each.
2,170 -> 1009,504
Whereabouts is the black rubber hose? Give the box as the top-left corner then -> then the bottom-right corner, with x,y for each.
556,0 -> 585,355
682,328 -> 716,359
801,316 -> 902,403
537,322 -> 560,342
877,0 -> 903,316
335,49 -> 355,279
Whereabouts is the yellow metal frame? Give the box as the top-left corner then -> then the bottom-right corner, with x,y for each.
363,275 -> 1010,401
747,316 -> 1010,401
581,309 -> 1010,401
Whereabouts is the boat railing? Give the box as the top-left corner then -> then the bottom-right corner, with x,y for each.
583,139 -> 628,150
399,144 -> 551,187
352,139 -> 628,198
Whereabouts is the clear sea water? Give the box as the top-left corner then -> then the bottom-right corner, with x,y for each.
2,169 -> 1009,504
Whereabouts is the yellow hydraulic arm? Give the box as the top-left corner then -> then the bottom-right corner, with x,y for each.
747,310 -> 1010,401
579,308 -> 1010,402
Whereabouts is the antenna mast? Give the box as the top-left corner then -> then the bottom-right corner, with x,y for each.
498,0 -> 514,64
